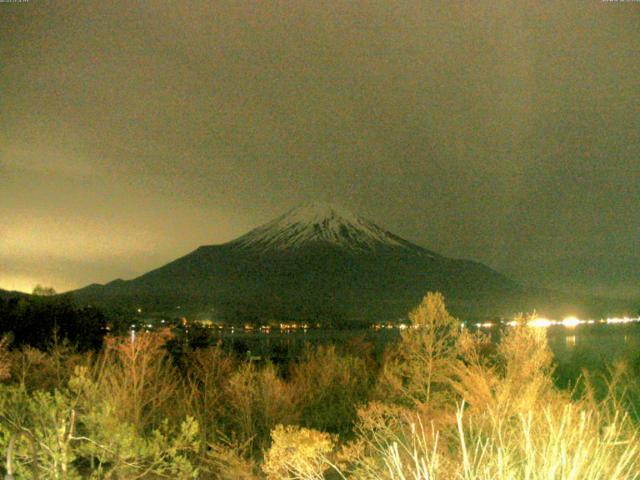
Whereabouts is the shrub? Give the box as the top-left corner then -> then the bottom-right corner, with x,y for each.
184,344 -> 237,450
93,332 -> 182,433
290,345 -> 372,437
262,425 -> 337,480
0,335 -> 11,381
205,438 -> 260,480
9,338 -> 83,393
450,315 -> 558,417
377,292 -> 461,417
223,362 -> 298,455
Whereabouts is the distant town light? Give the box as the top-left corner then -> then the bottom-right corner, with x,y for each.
528,317 -> 554,328
475,322 -> 494,328
561,316 -> 581,328
606,316 -> 635,324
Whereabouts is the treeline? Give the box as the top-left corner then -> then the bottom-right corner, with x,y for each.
0,293 -> 106,351
0,293 -> 639,479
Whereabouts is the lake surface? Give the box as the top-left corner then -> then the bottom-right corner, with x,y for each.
202,322 -> 640,374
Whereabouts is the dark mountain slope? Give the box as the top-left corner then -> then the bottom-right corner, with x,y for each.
71,202 -> 539,323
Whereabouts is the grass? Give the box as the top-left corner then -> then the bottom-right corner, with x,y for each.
357,402 -> 639,480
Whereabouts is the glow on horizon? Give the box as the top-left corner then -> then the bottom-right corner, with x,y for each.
0,274 -> 50,294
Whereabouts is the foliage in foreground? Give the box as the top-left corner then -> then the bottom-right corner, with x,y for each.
0,292 -> 639,479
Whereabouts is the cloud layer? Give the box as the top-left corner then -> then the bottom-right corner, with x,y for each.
1,1 -> 638,294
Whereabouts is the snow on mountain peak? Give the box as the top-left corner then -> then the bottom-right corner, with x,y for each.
230,201 -> 428,254
278,201 -> 358,224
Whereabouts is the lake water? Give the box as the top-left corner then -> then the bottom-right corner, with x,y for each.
203,322 -> 640,375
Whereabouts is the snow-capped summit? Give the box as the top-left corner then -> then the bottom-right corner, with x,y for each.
229,201 -> 428,254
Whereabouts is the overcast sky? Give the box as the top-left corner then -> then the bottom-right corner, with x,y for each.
1,1 -> 639,294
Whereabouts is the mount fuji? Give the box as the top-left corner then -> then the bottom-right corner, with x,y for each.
72,202 -> 525,324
